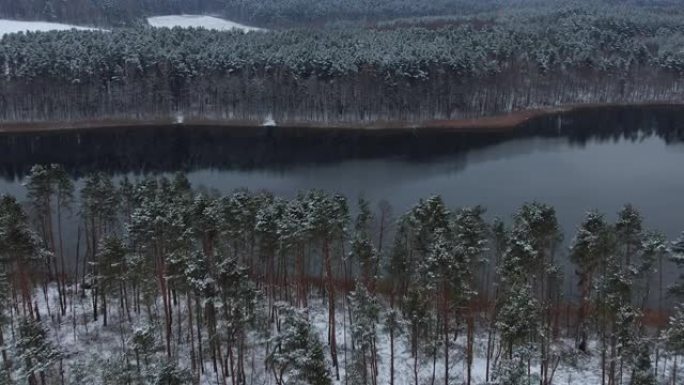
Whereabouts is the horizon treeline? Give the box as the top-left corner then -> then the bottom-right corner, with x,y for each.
0,164 -> 683,384
1,0 -> 683,27
1,0 -> 666,27
2,5 -> 684,124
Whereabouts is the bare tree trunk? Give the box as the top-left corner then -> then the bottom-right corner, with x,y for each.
467,313 -> 474,385
188,295 -> 197,379
324,238 -> 339,379
389,326 -> 395,385
673,354 -> 677,385
0,327 -> 8,371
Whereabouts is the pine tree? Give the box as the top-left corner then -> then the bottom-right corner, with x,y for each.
496,282 -> 540,359
454,206 -> 488,385
24,164 -> 74,316
630,342 -> 656,385
81,172 -> 119,322
0,271 -> 10,377
267,304 -> 331,385
350,198 -> 378,292
100,356 -> 136,385
665,306 -> 684,385
304,191 -> 348,379
512,202 -> 561,385
255,196 -> 286,315
616,204 -> 643,270
126,183 -> 177,358
493,353 -> 529,385
92,235 -> 127,326
216,256 -> 260,385
0,195 -> 47,319
152,361 -> 192,385
130,323 -> 156,373
382,308 -> 403,385
16,318 -> 61,385
671,232 -> 684,299
348,282 -> 380,385
569,210 -> 613,352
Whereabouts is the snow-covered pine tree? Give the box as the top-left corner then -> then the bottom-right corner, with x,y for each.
267,304 -> 331,385
616,204 -> 644,270
350,198 -> 379,292
255,196 -> 286,310
495,282 -> 540,360
81,172 -> 119,323
151,361 -> 192,385
130,323 -> 157,374
630,341 -> 656,385
348,282 -> 380,385
15,317 -> 61,385
92,235 -> 127,327
399,196 -> 451,385
0,195 -> 47,319
304,190 -> 349,379
0,271 -> 9,379
511,202 -> 562,385
664,305 -> 684,385
24,164 -> 74,317
382,307 -> 403,385
569,210 -> 613,353
216,256 -> 261,385
454,206 -> 488,385
671,232 -> 684,299
496,215 -> 543,384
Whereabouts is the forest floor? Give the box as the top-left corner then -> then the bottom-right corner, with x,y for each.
2,102 -> 684,135
5,285 -> 679,385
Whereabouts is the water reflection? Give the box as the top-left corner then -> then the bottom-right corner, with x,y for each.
1,105 -> 684,182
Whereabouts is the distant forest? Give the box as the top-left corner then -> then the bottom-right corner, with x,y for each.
1,0 -> 684,27
0,0 -> 588,27
2,3 -> 684,124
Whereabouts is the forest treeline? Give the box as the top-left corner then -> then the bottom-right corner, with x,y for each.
1,0 -> 683,27
0,0 -> 634,27
0,0 -> 226,27
2,6 -> 684,124
0,164 -> 684,384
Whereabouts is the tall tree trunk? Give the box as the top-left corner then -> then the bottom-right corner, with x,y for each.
188,294 -> 197,379
101,287 -> 107,327
0,327 -> 8,371
324,238 -> 339,379
157,246 -> 172,357
389,326 -> 395,385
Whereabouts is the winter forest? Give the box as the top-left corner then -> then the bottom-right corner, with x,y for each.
2,2 -> 684,124
3,0 -> 684,384
0,164 -> 681,385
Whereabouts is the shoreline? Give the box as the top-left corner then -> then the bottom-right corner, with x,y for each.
1,102 -> 682,134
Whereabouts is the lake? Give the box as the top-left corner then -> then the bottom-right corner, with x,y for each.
1,106 -> 684,293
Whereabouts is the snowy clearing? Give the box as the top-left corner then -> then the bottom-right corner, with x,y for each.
0,19 -> 98,37
147,15 -> 262,32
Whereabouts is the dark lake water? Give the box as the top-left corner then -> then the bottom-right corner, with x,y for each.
1,106 -> 684,295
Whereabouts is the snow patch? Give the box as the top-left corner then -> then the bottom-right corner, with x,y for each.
0,19 -> 99,37
174,112 -> 185,124
147,15 -> 262,33
262,114 -> 277,127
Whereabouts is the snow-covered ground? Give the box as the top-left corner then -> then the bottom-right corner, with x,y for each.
17,286 -> 680,385
0,19 -> 98,37
147,15 -> 262,32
